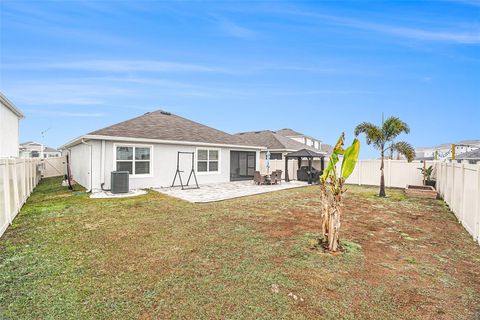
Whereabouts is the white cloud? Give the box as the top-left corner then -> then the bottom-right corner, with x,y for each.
4,59 -> 227,73
218,18 -> 256,39
26,109 -> 108,117
277,9 -> 480,44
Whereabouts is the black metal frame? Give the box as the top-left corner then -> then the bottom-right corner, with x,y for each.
285,152 -> 325,184
230,151 -> 256,181
171,151 -> 199,190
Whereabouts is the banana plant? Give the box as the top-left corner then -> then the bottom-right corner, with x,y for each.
319,133 -> 360,252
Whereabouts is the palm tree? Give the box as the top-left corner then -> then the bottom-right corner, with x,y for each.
354,116 -> 415,197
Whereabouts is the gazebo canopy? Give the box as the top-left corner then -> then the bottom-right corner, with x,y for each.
285,148 -> 326,158
284,148 -> 326,184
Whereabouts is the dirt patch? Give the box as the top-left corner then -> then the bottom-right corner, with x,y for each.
240,186 -> 480,319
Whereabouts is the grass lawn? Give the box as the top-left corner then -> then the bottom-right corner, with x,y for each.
1,177 -> 480,319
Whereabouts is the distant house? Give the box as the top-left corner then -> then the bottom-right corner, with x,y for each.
456,149 -> 480,164
276,128 -> 324,151
0,93 -> 24,158
60,110 -> 264,191
415,140 -> 480,161
235,130 -> 327,178
19,141 -> 61,158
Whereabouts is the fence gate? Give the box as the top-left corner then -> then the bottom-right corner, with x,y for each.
42,156 -> 67,178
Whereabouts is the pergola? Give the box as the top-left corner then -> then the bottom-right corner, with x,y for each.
284,149 -> 326,184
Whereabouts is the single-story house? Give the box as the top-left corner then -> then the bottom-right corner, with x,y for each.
60,110 -> 264,191
234,130 -> 327,179
0,92 -> 24,158
19,141 -> 62,158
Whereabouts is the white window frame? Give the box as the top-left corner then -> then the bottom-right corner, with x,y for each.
113,143 -> 153,178
196,147 -> 221,175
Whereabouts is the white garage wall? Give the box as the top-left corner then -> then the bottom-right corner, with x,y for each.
0,102 -> 20,158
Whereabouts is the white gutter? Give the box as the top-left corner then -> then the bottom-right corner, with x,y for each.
0,92 -> 24,118
61,134 -> 266,151
100,140 -> 106,188
81,139 -> 93,192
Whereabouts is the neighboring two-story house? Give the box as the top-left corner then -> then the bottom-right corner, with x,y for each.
19,141 -> 62,158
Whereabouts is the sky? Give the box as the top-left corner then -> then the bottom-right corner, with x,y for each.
0,0 -> 479,159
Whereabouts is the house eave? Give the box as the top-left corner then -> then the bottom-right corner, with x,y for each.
61,135 -> 266,150
0,92 -> 24,118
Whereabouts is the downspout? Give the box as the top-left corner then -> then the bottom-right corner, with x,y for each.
100,140 -> 110,191
81,139 -> 93,192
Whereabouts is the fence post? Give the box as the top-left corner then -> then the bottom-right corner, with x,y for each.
22,159 -> 27,202
2,160 -> 12,225
477,165 -> 480,243
26,159 -> 31,196
11,159 -> 20,216
387,159 -> 391,188
358,160 -> 361,185
450,163 -> 456,212
441,162 -> 445,196
460,163 -> 466,224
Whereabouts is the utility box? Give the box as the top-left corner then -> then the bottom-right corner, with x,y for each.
111,171 -> 129,194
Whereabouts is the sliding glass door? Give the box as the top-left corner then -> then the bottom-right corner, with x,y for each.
230,151 -> 256,181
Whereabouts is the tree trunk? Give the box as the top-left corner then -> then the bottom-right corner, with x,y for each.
379,148 -> 386,197
320,183 -> 329,240
328,198 -> 341,252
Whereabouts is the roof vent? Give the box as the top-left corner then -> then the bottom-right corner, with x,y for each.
160,110 -> 171,115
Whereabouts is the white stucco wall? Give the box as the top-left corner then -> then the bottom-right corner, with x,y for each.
68,139 -> 260,191
0,101 -> 21,158
68,140 -> 102,190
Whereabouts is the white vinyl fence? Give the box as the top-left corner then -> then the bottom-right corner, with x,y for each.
41,156 -> 67,178
342,159 -> 435,188
0,158 -> 41,237
435,162 -> 480,244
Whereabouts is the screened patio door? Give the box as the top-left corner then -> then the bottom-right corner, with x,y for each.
230,151 -> 256,181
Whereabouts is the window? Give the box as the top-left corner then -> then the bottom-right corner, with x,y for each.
115,145 -> 152,176
268,153 -> 282,160
197,149 -> 219,173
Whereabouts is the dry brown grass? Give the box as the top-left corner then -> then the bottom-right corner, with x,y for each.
1,177 -> 479,319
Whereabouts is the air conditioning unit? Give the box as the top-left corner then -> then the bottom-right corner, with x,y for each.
111,171 -> 129,194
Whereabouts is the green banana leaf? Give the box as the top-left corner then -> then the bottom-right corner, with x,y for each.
341,138 -> 360,180
321,133 -> 345,180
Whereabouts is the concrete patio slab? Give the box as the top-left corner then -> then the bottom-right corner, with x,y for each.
90,189 -> 147,199
154,180 -> 309,203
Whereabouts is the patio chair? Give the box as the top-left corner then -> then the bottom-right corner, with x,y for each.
275,170 -> 283,184
254,171 -> 266,185
270,171 -> 279,185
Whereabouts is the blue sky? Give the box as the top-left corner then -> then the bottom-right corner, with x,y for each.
1,0 -> 479,159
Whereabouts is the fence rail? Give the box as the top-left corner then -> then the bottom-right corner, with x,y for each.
0,158 -> 42,237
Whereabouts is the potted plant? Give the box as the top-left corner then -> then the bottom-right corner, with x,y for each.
418,165 -> 436,188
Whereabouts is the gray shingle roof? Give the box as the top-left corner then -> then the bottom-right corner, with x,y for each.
234,130 -> 320,152
88,110 -> 256,146
44,147 -> 59,152
456,148 -> 480,159
285,149 -> 325,158
457,140 -> 480,146
275,128 -> 305,137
